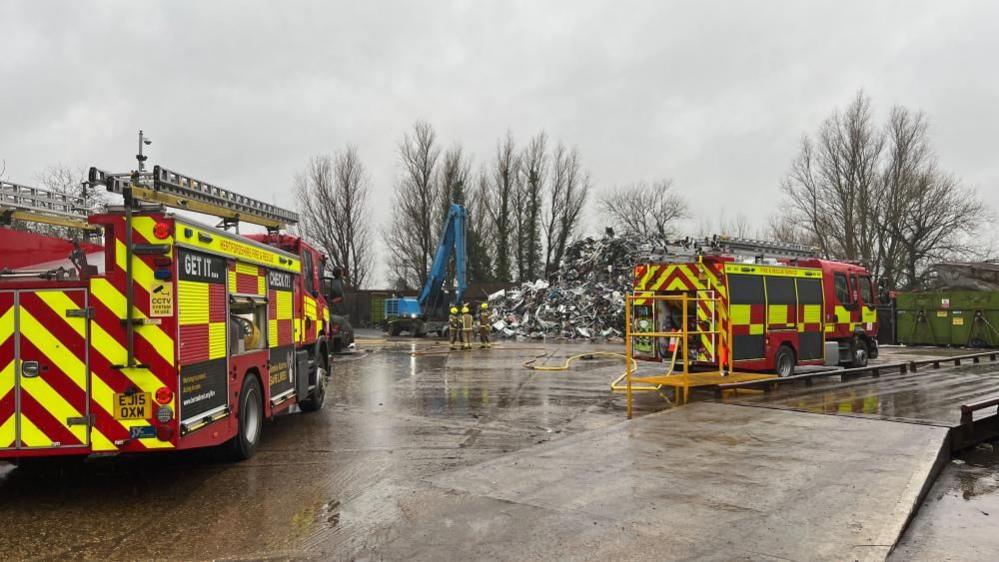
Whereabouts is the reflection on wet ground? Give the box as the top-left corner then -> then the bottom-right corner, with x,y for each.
2,340 -> 998,560
892,443 -> 999,560
0,339 -> 660,560
723,356 -> 999,426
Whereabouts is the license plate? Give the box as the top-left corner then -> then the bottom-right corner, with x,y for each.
114,392 -> 152,420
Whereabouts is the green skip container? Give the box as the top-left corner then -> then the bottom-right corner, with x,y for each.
896,290 -> 999,347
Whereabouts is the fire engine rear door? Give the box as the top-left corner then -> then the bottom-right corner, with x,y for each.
3,289 -> 91,450
0,291 -> 15,450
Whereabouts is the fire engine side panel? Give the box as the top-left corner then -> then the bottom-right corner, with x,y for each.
796,277 -> 825,360
723,263 -> 826,370
267,269 -> 296,405
727,273 -> 767,361
176,248 -> 230,429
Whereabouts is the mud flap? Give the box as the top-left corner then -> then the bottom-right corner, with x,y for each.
295,350 -> 310,402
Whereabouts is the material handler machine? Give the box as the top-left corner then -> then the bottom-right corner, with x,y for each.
385,203 -> 467,336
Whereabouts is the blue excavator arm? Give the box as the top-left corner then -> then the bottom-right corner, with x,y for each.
418,204 -> 468,310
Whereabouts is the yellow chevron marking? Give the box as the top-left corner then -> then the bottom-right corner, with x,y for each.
0,306 -> 13,346
0,360 -> 13,401
637,265 -> 657,290
19,376 -> 88,445
0,360 -> 14,448
18,416 -> 50,448
91,277 -> 174,366
19,308 -> 87,390
651,268 -> 671,291
131,216 -> 174,256
0,416 -> 15,448
89,372 -> 173,450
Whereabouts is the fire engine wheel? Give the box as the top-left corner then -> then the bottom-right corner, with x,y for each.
852,338 -> 870,368
300,350 -> 328,413
230,374 -> 263,460
775,345 -> 796,378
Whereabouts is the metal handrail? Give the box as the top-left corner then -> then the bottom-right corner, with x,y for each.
960,397 -> 999,425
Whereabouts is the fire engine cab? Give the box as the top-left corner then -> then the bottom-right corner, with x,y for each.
632,237 -> 879,377
1,163 -> 342,463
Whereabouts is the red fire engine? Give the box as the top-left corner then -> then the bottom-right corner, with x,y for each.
632,237 -> 879,377
1,164 -> 341,463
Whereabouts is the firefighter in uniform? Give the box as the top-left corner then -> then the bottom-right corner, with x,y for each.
448,306 -> 461,350
478,302 -> 492,348
460,304 -> 474,350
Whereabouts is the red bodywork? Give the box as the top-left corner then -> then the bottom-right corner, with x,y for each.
1,214 -> 332,460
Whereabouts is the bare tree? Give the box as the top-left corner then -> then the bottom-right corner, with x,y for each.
543,143 -> 589,277
781,91 -> 883,263
27,164 -> 105,240
437,144 -> 471,223
488,131 -> 520,281
764,212 -> 814,246
466,168 -> 495,283
779,92 -> 988,290
599,179 -> 688,248
384,121 -> 442,289
880,106 -> 987,288
515,132 -> 547,281
487,132 -> 517,282
296,147 -> 373,289
435,145 -> 473,292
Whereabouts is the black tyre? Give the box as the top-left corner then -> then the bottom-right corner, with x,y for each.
332,338 -> 343,354
229,374 -> 263,460
300,349 -> 328,413
852,338 -> 869,368
775,344 -> 796,378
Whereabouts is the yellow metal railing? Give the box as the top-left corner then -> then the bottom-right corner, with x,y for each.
624,293 -> 726,419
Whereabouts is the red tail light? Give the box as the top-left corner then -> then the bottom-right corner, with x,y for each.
156,425 -> 174,441
155,387 -> 173,405
153,222 -> 171,239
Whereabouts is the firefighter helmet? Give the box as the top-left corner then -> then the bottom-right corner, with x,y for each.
480,302 -> 488,310
450,306 -> 458,314
461,305 -> 469,314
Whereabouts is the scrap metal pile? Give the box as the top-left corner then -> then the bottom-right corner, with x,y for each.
488,232 -> 650,339
487,233 -> 819,340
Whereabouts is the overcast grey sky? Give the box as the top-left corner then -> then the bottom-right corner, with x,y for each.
2,1 -> 997,283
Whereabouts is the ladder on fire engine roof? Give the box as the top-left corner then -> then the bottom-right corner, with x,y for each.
656,235 -> 818,261
87,162 -> 299,369
87,165 -> 299,230
0,179 -> 99,232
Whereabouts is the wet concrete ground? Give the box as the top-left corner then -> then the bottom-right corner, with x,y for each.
0,337 -> 667,560
1,338 -> 997,560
